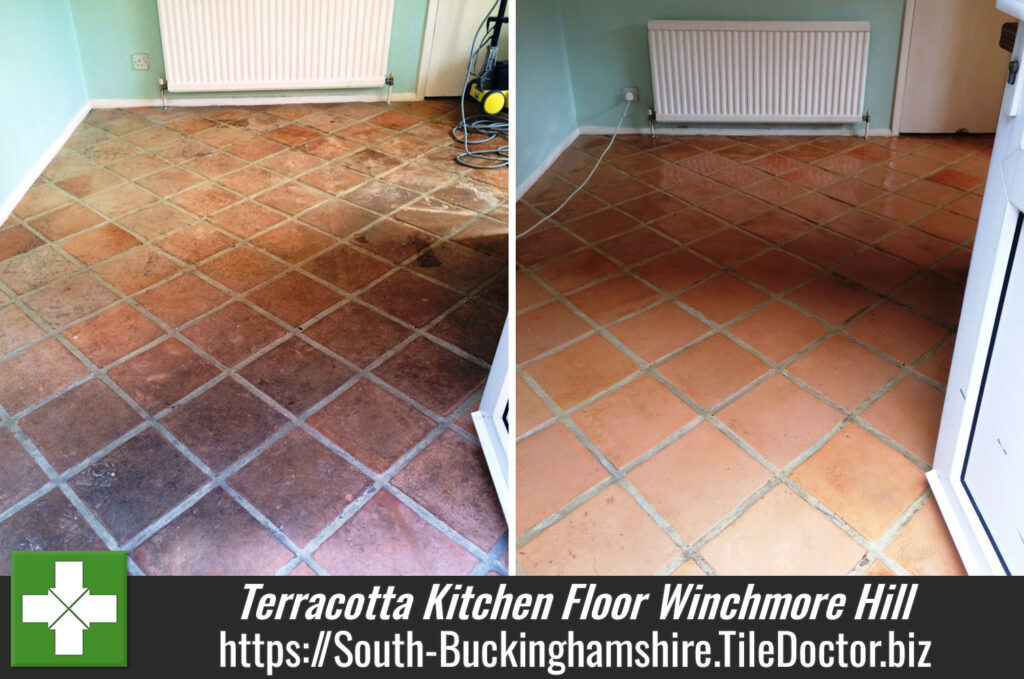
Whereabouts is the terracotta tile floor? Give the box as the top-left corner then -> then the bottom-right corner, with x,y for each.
516,131 -> 986,576
0,99 -> 509,576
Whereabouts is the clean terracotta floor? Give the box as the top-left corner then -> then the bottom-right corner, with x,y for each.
0,98 -> 508,575
515,130 -> 987,575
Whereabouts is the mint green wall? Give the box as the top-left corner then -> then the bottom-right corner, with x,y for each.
69,0 -> 428,101
558,0 -> 906,131
516,0 -> 577,193
0,0 -> 88,212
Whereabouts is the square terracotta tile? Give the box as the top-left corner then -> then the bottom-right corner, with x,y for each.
392,430 -> 505,549
0,246 -> 79,295
834,250 -> 918,294
517,301 -> 590,363
650,209 -> 723,243
516,423 -> 608,533
199,246 -> 286,293
134,274 -> 229,327
0,306 -> 46,355
702,485 -> 864,574
410,241 -> 503,292
230,429 -> 370,545
239,337 -> 355,413
739,209 -> 811,243
360,271 -> 461,327
678,274 -> 769,324
22,272 -> 118,327
313,491 -> 477,575
182,302 -> 287,366
0,491 -> 106,570
629,422 -> 771,542
304,303 -> 411,367
308,379 -> 435,472
136,168 -> 203,196
70,428 -> 206,543
63,303 -> 164,367
247,272 -> 342,328
845,302 -> 947,365
303,245 -> 390,293
862,376 -> 945,465
252,222 -> 334,263
208,201 -> 285,237
786,275 -> 877,324
658,334 -> 769,408
792,425 -> 927,540
517,484 -> 678,575
93,247 -> 180,294
633,249 -> 718,293
828,209 -> 901,244
566,276 -> 660,326
717,374 -> 843,467
257,182 -> 326,215
729,302 -> 827,362
917,337 -> 955,386
0,339 -> 89,414
690,228 -> 770,265
170,184 -> 239,217
572,375 -> 698,467
735,249 -> 819,293
131,489 -> 294,575
61,224 -> 141,265
0,430 -> 48,513
914,210 -> 977,243
161,378 -> 288,471
57,169 -> 122,198
885,498 -> 966,575
783,193 -> 849,223
351,219 -> 436,263
374,338 -> 487,415
155,223 -> 236,263
891,271 -> 964,325
118,203 -> 195,239
27,203 -> 105,240
608,302 -> 710,363
18,379 -> 141,472
525,335 -> 638,411
108,338 -> 219,414
788,336 -> 901,410
0,225 -> 44,262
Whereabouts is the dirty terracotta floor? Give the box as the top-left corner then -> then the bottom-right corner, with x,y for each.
516,130 -> 986,575
0,98 -> 509,576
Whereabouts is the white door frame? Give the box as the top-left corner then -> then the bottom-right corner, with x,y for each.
929,7 -> 1024,575
416,0 -> 442,99
472,316 -> 512,530
890,0 -> 917,136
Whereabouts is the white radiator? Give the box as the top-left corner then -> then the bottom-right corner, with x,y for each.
648,20 -> 871,124
156,0 -> 394,92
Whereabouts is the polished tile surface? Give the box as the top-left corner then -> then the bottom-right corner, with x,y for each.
0,99 -> 507,575
516,131 -> 983,575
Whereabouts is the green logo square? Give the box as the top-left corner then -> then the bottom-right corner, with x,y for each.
10,551 -> 127,667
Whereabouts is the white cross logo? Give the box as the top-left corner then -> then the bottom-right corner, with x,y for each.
21,561 -> 118,655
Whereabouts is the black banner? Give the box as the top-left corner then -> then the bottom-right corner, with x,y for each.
2,576 -> 1019,675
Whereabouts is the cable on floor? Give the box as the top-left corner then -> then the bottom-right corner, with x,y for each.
452,0 -> 509,169
516,100 -> 632,239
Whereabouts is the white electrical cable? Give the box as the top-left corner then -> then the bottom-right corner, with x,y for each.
517,100 -> 632,239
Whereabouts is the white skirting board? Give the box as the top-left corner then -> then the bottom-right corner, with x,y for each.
579,125 -> 894,137
516,127 -> 579,201
0,102 -> 91,226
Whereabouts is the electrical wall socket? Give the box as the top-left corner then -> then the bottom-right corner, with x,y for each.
623,86 -> 639,101
132,53 -> 150,70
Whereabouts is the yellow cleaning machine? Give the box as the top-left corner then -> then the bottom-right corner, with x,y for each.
454,0 -> 508,168
468,0 -> 509,115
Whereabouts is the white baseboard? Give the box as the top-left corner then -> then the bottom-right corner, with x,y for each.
0,102 -> 91,226
515,127 -> 580,201
579,124 -> 894,138
90,91 -> 418,109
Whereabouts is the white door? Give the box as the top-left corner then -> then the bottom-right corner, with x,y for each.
422,0 -> 509,97
899,0 -> 1012,133
472,317 -> 511,528
929,2 -> 1024,575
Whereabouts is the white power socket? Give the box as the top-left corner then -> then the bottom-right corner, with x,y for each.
623,86 -> 639,101
132,53 -> 150,70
